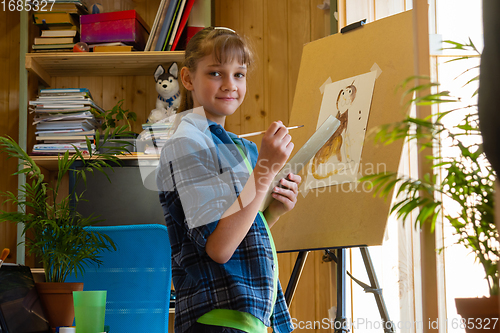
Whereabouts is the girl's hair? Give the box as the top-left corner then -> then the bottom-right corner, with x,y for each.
178,27 -> 255,113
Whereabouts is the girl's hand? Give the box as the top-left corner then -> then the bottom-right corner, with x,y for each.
264,173 -> 302,226
256,121 -> 294,182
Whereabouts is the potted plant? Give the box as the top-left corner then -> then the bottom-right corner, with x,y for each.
98,99 -> 138,153
361,40 -> 498,330
0,127 -> 131,330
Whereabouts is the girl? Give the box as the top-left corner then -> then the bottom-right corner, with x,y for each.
157,27 -> 301,333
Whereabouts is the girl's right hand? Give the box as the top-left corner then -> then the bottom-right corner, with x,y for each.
256,121 -> 294,182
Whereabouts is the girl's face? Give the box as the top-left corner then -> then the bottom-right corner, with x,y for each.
183,53 -> 247,126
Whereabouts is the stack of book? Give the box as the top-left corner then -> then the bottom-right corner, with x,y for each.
146,0 -> 210,51
31,0 -> 88,52
31,88 -> 104,155
138,122 -> 175,155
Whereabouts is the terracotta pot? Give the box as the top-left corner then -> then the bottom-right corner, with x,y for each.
35,282 -> 84,330
455,296 -> 500,333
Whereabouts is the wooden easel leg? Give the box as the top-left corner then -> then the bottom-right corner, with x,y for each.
359,247 -> 395,333
334,248 -> 349,333
284,251 -> 310,307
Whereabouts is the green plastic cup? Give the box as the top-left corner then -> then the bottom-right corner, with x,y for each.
73,291 -> 106,333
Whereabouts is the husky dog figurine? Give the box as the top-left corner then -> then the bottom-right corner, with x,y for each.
147,63 -> 180,123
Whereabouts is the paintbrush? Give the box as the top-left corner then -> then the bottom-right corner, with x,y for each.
0,248 -> 10,268
238,125 -> 304,138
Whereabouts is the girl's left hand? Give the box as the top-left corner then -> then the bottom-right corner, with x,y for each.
266,173 -> 302,221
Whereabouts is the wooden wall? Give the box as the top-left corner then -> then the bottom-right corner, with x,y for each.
2,0 -> 333,331
0,11 -> 20,265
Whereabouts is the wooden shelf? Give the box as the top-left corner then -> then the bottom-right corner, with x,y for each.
25,51 -> 185,86
31,154 -> 161,171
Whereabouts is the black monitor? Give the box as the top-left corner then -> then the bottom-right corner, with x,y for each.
0,264 -> 51,333
70,159 -> 165,226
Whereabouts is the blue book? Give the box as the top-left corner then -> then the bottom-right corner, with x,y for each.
155,0 -> 179,51
162,0 -> 185,51
40,88 -> 90,94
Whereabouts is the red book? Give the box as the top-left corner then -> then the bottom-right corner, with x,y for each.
185,26 -> 204,46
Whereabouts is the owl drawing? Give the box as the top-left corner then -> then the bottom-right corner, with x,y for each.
312,82 -> 357,179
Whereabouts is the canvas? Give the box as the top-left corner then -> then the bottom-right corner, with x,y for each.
301,70 -> 377,193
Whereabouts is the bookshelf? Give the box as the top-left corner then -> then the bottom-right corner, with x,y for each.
26,51 -> 185,86
31,154 -> 160,171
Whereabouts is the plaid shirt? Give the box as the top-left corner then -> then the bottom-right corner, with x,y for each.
156,113 -> 293,333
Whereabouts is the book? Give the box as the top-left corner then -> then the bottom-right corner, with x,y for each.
37,95 -> 88,100
32,12 -> 78,25
32,43 -> 75,50
32,142 -> 96,154
162,0 -> 184,51
34,37 -> 76,45
30,98 -> 92,105
154,0 -> 179,51
35,129 -> 94,135
33,111 -> 95,122
93,45 -> 134,52
41,23 -> 80,32
145,0 -> 170,51
36,135 -> 94,141
186,26 -> 204,45
35,120 -> 96,131
32,48 -> 73,53
40,88 -> 90,94
88,42 -> 128,49
38,1 -> 88,14
165,0 -> 187,51
40,29 -> 78,38
170,0 -> 195,51
33,107 -> 92,113
149,1 -> 171,51
30,102 -> 87,108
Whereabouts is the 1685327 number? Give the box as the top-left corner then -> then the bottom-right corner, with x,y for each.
451,318 -> 499,330
1,0 -> 55,11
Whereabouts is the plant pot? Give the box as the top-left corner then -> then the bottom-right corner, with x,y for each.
455,296 -> 500,333
35,282 -> 84,330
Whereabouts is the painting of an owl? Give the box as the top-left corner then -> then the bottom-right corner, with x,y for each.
312,82 -> 357,179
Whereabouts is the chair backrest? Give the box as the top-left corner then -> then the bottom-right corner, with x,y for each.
66,224 -> 171,333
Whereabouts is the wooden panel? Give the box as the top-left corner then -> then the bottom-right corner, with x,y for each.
267,0 -> 289,125
240,0 -> 265,135
288,0 -> 310,115
79,76 -> 104,107
0,11 -> 20,264
125,75 -> 149,133
102,76 -> 125,111
311,0 -> 331,41
215,0 -> 242,134
53,76 -> 79,89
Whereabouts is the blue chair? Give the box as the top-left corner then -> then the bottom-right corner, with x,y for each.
67,224 -> 171,332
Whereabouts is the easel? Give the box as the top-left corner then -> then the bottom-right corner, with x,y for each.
271,10 -> 417,333
284,248 -> 395,333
